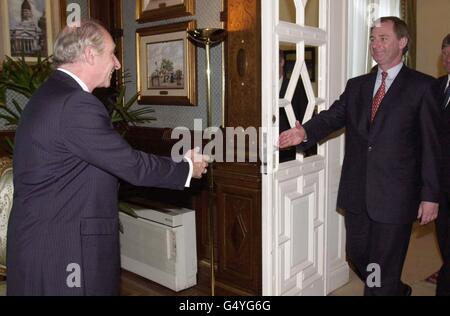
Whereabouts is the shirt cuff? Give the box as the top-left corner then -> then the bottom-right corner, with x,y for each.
303,130 -> 309,142
183,156 -> 194,187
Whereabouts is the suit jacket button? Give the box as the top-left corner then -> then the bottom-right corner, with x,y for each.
368,146 -> 373,152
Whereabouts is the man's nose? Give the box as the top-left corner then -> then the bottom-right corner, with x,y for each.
114,56 -> 121,70
371,40 -> 381,49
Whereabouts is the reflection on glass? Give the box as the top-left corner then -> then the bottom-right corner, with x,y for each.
305,0 -> 320,28
280,49 -> 308,125
279,0 -> 320,27
279,0 -> 296,23
279,46 -> 318,162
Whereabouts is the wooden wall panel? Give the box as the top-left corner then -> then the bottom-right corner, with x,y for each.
215,0 -> 262,295
225,0 -> 261,129
215,165 -> 261,295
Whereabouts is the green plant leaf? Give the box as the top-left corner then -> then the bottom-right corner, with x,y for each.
11,99 -> 23,116
124,93 -> 140,111
5,137 -> 14,154
0,105 -> 20,121
118,202 -> 138,218
103,77 -> 155,131
116,86 -> 126,107
0,54 -> 53,131
0,114 -> 18,126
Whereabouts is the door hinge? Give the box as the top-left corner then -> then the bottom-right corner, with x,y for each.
261,132 -> 268,175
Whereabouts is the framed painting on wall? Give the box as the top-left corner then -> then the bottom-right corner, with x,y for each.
136,21 -> 197,106
0,0 -> 65,68
136,0 -> 195,23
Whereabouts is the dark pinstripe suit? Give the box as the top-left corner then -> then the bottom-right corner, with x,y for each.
299,65 -> 441,295
7,71 -> 189,295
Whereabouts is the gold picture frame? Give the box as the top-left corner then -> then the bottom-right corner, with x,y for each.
136,0 -> 195,23
0,0 -> 65,68
136,21 -> 197,107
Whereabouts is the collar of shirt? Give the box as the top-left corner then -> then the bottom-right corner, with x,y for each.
57,68 -> 90,92
373,62 -> 403,97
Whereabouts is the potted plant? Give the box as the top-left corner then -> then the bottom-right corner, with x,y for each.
95,71 -> 156,136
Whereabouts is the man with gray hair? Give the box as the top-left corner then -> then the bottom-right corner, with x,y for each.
6,20 -> 208,296
435,33 -> 450,296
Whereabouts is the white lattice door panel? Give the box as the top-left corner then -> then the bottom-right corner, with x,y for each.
261,0 -> 349,296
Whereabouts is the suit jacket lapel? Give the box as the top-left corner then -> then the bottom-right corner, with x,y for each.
360,72 -> 377,135
440,76 -> 448,108
441,76 -> 448,91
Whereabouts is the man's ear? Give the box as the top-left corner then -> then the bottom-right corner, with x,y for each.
83,46 -> 96,65
399,37 -> 408,51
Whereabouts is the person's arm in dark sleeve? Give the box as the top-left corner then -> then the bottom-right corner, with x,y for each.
60,91 -> 189,190
419,82 -> 442,203
298,84 -> 349,151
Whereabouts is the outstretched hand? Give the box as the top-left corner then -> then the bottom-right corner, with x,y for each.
279,121 -> 307,149
185,147 -> 210,179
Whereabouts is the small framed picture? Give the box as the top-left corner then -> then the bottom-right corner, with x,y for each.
136,0 -> 195,23
136,21 -> 197,106
0,0 -> 64,67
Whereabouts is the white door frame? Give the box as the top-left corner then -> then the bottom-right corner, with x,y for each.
261,0 -> 350,296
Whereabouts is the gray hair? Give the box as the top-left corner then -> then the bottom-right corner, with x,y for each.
53,20 -> 106,67
443,34 -> 450,50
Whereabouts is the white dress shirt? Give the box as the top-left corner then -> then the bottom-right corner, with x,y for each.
373,63 -> 404,97
57,68 -> 90,92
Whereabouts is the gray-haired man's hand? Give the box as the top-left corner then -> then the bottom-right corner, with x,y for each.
186,147 -> 210,179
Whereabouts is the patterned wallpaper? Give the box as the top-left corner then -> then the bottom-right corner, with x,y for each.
1,0 -> 224,131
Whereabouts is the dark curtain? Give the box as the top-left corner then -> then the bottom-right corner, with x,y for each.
401,0 -> 417,69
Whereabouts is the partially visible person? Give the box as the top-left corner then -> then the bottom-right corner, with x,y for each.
435,33 -> 450,296
279,50 -> 308,162
279,17 -> 441,296
7,20 -> 208,296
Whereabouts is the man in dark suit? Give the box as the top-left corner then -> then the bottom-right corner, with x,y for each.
279,17 -> 441,296
6,20 -> 208,296
435,33 -> 450,296
279,50 -> 308,162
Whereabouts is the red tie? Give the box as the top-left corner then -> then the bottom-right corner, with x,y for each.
371,71 -> 388,122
